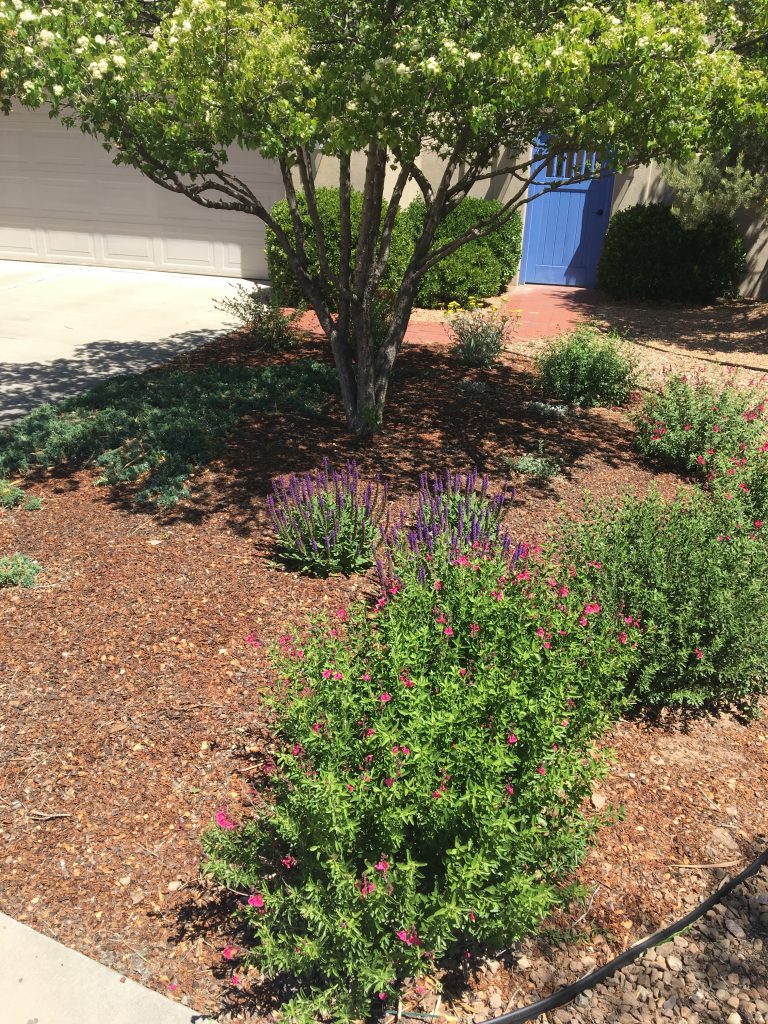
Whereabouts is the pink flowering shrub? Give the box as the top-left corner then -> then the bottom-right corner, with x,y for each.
203,543 -> 637,1022
709,441 -> 768,526
558,486 -> 768,709
633,374 -> 767,474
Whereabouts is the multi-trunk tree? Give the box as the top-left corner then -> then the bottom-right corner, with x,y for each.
1,0 -> 761,431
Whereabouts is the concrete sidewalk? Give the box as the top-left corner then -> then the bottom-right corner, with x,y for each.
0,913 -> 207,1024
0,261 -> 262,427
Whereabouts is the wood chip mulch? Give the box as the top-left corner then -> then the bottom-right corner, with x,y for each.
1,315 -> 767,1023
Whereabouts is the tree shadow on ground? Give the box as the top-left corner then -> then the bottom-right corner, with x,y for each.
0,329 -> 223,427
165,336 -> 661,537
590,295 -> 768,364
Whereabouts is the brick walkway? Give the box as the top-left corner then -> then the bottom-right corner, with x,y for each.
406,284 -> 596,347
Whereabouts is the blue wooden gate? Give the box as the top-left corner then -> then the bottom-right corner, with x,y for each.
519,145 -> 614,287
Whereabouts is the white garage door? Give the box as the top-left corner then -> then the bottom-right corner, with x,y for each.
0,107 -> 284,278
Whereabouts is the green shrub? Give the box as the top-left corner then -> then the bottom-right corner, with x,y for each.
265,191 -> 522,313
557,487 -> 768,710
536,327 -> 638,408
709,441 -> 768,526
597,203 -> 745,304
213,285 -> 302,351
597,203 -> 688,302
203,544 -> 635,1022
0,552 -> 42,588
265,188 -> 413,310
0,480 -> 26,508
633,375 -> 766,474
267,460 -> 388,576
0,360 -> 338,507
406,198 -> 522,308
448,308 -> 513,368
686,214 -> 746,305
23,496 -> 42,511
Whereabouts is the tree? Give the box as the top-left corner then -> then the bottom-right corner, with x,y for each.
0,0 -> 758,432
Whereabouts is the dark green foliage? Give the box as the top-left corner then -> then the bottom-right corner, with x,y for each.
406,198 -> 523,308
633,375 -> 766,474
536,327 -> 638,408
557,487 -> 768,710
0,552 -> 42,588
203,544 -> 635,1022
265,188 -> 413,310
597,203 -> 746,304
265,191 -> 523,312
686,214 -> 746,304
0,360 -> 338,507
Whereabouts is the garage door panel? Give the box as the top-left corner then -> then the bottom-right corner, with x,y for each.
0,224 -> 38,256
0,106 -> 279,277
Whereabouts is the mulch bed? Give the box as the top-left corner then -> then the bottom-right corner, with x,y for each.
1,321 -> 767,1023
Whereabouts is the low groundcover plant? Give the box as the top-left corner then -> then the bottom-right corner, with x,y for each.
203,542 -> 637,1023
536,327 -> 638,408
0,552 -> 42,588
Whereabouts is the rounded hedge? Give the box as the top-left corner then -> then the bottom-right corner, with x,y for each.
405,197 -> 523,308
597,202 -> 746,305
265,190 -> 523,311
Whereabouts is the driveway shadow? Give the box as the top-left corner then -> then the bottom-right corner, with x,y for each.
0,329 -> 222,427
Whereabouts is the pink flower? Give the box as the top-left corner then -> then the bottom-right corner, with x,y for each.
443,626 -> 454,637
583,602 -> 601,615
222,945 -> 237,960
755,520 -> 763,529
505,784 -> 514,795
245,633 -> 261,647
291,743 -> 303,756
231,974 -> 241,987
215,810 -> 236,831
618,632 -> 628,645
695,647 -> 703,660
536,627 -> 546,638
374,860 -> 390,873
366,728 -> 375,736
507,733 -> 518,745
379,692 -> 392,703
281,855 -> 297,869
536,765 -> 546,775
434,580 -> 442,591
312,721 -> 322,733
247,893 -> 266,913
167,983 -> 178,991
322,669 -> 332,679
469,623 -> 480,636
360,880 -> 375,897
361,672 -> 371,681
392,745 -> 400,754
378,993 -> 388,1002
683,424 -> 691,432
336,607 -> 348,621
401,746 -> 411,756
552,743 -> 559,751
696,455 -> 706,466
396,929 -> 408,942
432,789 -> 442,799
579,616 -> 588,627
384,777 -> 394,788
543,641 -> 552,650
347,784 -> 355,792
396,928 -> 420,946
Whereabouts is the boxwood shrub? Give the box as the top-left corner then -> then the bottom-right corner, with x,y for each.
597,203 -> 745,305
266,191 -> 522,311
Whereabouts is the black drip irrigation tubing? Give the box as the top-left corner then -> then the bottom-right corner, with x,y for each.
390,844 -> 768,1024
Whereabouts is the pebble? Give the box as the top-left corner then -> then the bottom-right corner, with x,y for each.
727,1014 -> 742,1024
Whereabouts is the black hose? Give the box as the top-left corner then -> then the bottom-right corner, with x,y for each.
476,845 -> 768,1024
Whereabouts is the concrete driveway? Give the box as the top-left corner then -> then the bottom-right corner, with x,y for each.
0,261 -> 262,427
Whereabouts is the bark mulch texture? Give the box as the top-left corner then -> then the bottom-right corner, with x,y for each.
1,326 -> 767,1023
